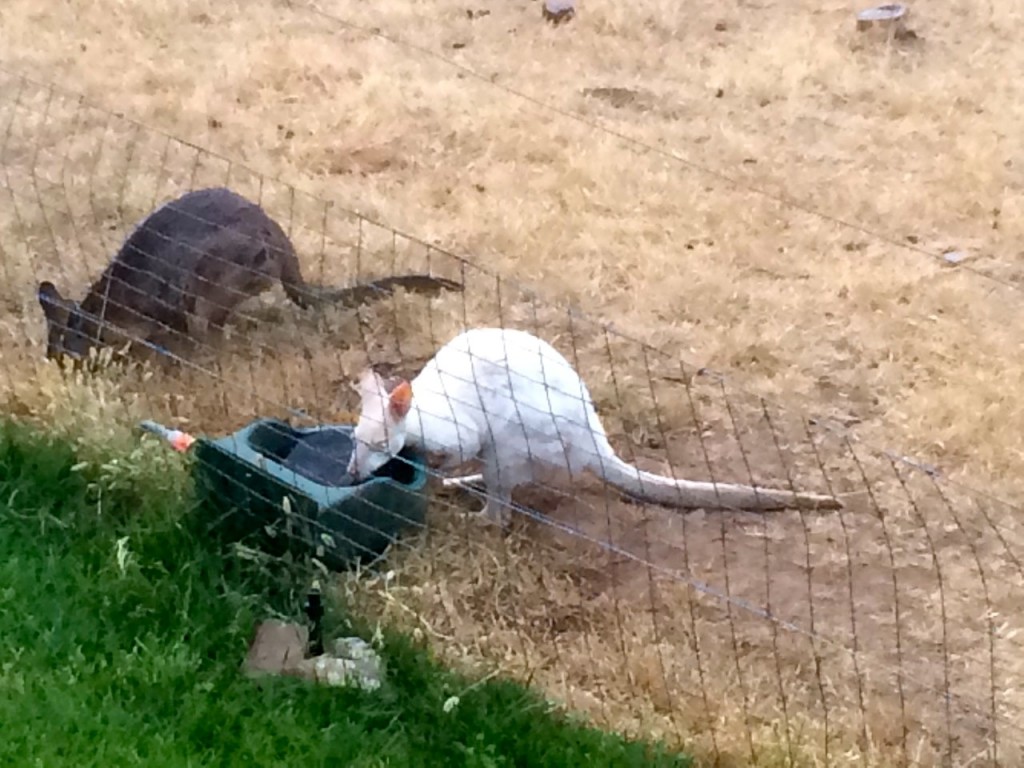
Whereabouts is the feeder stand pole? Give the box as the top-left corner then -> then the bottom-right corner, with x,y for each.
303,587 -> 325,658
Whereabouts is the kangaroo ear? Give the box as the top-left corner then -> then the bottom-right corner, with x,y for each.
388,380 -> 413,420
37,281 -> 70,324
38,280 -> 64,305
357,369 -> 386,400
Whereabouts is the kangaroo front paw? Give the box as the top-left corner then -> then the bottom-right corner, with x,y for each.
478,498 -> 511,530
186,315 -> 210,338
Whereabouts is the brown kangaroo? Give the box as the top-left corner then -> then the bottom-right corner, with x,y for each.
36,187 -> 461,361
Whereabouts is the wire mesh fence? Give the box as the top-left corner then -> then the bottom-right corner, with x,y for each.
294,0 -> 1024,300
1,67 -> 1023,768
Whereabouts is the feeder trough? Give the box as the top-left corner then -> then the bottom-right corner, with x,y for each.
189,418 -> 429,570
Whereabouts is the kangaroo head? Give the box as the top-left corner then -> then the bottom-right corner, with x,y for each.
347,369 -> 413,481
36,281 -> 99,362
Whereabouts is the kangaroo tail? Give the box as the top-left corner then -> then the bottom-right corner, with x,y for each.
595,450 -> 842,511
287,274 -> 462,309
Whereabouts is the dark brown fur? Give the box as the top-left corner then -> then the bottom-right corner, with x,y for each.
37,187 -> 460,361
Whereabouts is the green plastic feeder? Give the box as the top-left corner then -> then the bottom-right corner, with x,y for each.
188,418 -> 429,570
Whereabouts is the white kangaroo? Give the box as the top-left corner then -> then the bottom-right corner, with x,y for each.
347,327 -> 842,527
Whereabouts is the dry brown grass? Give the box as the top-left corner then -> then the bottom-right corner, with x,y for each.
2,0 -> 1024,765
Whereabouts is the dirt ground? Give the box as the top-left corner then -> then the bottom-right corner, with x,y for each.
1,0 -> 1024,765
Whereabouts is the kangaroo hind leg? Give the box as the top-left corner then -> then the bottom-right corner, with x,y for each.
477,458 -> 515,530
277,244 -> 313,309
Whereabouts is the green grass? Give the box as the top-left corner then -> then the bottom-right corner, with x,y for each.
0,422 -> 692,768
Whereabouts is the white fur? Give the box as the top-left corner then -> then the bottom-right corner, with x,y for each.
348,327 -> 842,526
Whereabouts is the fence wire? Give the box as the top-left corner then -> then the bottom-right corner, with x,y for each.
1,68 -> 1022,768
